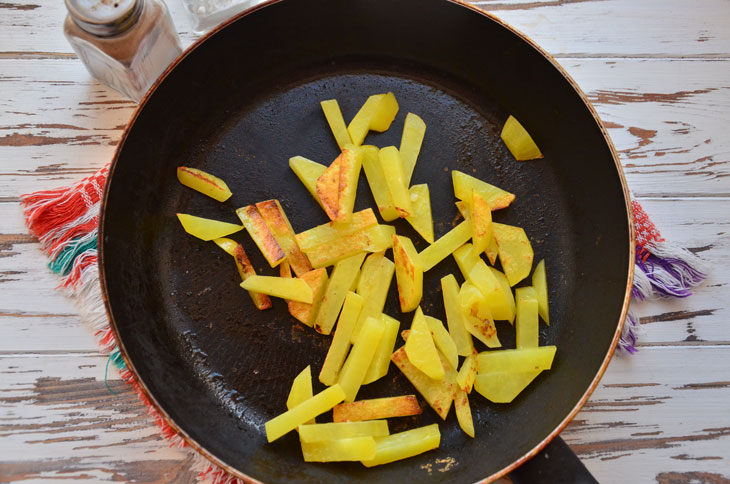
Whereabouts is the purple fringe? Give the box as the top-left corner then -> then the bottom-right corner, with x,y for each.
634,251 -> 707,299
618,311 -> 639,354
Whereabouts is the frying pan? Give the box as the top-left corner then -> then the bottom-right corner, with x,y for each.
99,0 -> 634,482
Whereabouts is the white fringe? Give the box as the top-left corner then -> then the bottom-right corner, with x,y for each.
648,240 -> 710,287
632,265 -> 654,300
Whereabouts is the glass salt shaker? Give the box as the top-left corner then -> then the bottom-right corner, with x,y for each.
181,0 -> 267,35
64,0 -> 183,102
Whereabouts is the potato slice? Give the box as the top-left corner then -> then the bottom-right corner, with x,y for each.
256,199 -> 312,277
468,261 -> 513,321
369,92 -> 399,132
235,205 -> 286,267
304,224 -> 394,269
288,268 -> 329,327
176,166 -> 232,202
452,170 -> 515,211
348,94 -> 384,146
337,316 -> 385,402
265,384 -> 345,442
476,346 -> 557,373
424,316 -> 458,370
314,253 -> 365,336
459,283 -> 501,348
362,314 -> 400,384
177,213 -> 243,241
240,275 -> 313,303
333,395 -> 421,422
289,156 -> 327,209
452,243 -> 478,278
320,291 -> 364,385
405,184 -> 434,243
533,259 -> 550,325
361,424 -> 440,467
489,267 -> 516,324
287,366 -> 314,424
320,99 -> 353,150
516,287 -> 539,349
393,234 -> 423,312
456,351 -> 478,394
213,238 -> 271,310
471,189 -> 493,254
298,421 -> 389,442
378,146 -> 412,218
493,222 -> 534,286
486,233 -> 499,265
302,436 -> 376,462
474,371 -> 541,403
419,220 -> 472,271
296,208 -> 377,252
391,346 -> 452,420
351,252 -> 395,342
454,387 -> 475,438
399,112 -> 426,185
360,145 -> 399,221
501,115 -> 543,161
441,274 -> 474,357
316,152 -> 342,220
335,145 -> 363,223
405,308 -> 445,380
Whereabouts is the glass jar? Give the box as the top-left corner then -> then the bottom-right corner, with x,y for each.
64,0 -> 183,102
180,0 -> 267,34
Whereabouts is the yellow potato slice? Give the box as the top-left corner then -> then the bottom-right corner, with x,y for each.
301,436 -> 376,462
320,99 -> 353,150
351,252 -> 395,342
405,184 -> 434,243
486,232 -> 499,265
405,308 -> 445,380
319,291 -> 364,385
474,371 -> 541,403
489,267 -> 516,324
533,259 -> 550,325
335,145 -> 362,223
419,220 -> 472,271
456,351 -> 478,394
288,268 -> 329,328
348,94 -> 384,146
452,243 -> 478,278
424,316 -> 458,370
256,199 -> 312,277
316,152 -> 342,220
313,253 -> 365,336
333,395 -> 421,422
452,170 -> 515,211
265,384 -> 345,442
240,275 -> 313,303
362,313 -> 400,385
177,213 -> 243,241
378,146 -> 412,218
303,224 -> 394,269
296,208 -> 377,252
361,424 -> 441,467
476,346 -> 557,373
337,316 -> 385,402
399,112 -> 426,185
369,92 -> 399,132
393,234 -> 423,312
287,366 -> 314,425
516,286 -> 539,349
459,283 -> 501,348
501,115 -> 543,161
289,156 -> 327,210
360,145 -> 399,221
454,387 -> 474,438
493,222 -> 534,286
391,346 -> 453,420
441,274 -> 474,357
471,189 -> 493,254
468,261 -> 513,321
213,238 -> 271,310
176,166 -> 232,202
298,421 -> 389,442
235,205 -> 286,267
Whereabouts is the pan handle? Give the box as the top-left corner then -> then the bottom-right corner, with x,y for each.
508,436 -> 598,484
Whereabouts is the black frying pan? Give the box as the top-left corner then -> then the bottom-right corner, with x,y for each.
99,0 -> 634,482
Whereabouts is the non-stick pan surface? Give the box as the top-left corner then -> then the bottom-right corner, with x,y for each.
100,0 -> 633,482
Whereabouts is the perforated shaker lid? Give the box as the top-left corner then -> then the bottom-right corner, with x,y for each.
65,0 -> 142,36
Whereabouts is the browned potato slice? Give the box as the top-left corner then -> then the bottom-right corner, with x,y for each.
235,205 -> 285,267
256,199 -> 312,277
333,395 -> 422,422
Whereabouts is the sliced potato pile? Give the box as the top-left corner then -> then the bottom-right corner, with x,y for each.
175,92 -> 552,466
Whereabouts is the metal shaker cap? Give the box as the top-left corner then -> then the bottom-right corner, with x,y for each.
65,0 -> 142,37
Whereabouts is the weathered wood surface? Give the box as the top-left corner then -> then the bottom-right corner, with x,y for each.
1,0 -> 729,482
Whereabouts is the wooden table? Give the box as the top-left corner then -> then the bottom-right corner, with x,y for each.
2,1 -> 729,482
